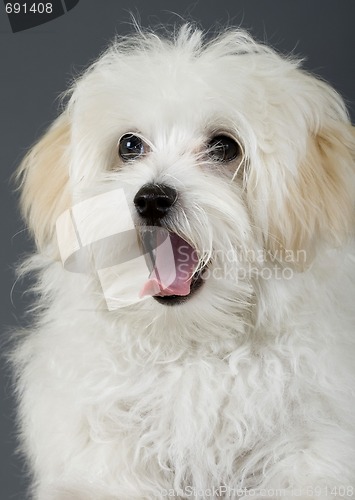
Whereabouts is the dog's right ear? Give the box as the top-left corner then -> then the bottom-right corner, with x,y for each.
16,112 -> 71,252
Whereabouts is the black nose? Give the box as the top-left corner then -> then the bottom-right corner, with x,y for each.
134,183 -> 177,220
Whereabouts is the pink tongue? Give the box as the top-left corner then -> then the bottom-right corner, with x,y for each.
140,232 -> 198,298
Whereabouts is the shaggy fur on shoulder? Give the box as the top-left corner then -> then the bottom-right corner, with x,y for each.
13,25 -> 355,500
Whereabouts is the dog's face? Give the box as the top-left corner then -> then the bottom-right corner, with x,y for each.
17,27 -> 355,335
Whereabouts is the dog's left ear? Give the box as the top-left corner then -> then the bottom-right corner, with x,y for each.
16,112 -> 71,253
248,75 -> 355,268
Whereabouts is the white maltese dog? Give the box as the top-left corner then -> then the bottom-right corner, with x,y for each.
13,25 -> 355,500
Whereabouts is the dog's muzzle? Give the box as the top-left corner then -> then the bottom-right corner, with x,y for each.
134,183 -> 206,305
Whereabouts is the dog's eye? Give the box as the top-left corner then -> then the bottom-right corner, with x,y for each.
118,134 -> 145,161
207,135 -> 241,162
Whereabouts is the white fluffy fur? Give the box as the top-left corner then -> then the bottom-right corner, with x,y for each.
13,26 -> 355,499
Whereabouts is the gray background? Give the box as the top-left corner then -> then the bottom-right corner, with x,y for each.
1,1 -> 354,498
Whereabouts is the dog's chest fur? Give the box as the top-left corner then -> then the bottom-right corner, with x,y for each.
24,310 -> 318,491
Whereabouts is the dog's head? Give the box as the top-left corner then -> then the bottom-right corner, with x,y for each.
17,26 -> 355,329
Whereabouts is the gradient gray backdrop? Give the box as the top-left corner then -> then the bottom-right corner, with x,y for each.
1,1 -> 355,498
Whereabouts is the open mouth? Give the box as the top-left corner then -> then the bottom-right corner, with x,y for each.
137,228 -> 206,306
154,264 -> 206,306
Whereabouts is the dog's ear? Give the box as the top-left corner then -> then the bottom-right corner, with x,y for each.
247,79 -> 355,269
269,124 -> 355,266
16,112 -> 71,252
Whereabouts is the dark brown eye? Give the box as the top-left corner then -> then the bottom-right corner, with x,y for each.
118,134 -> 145,161
207,135 -> 241,162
